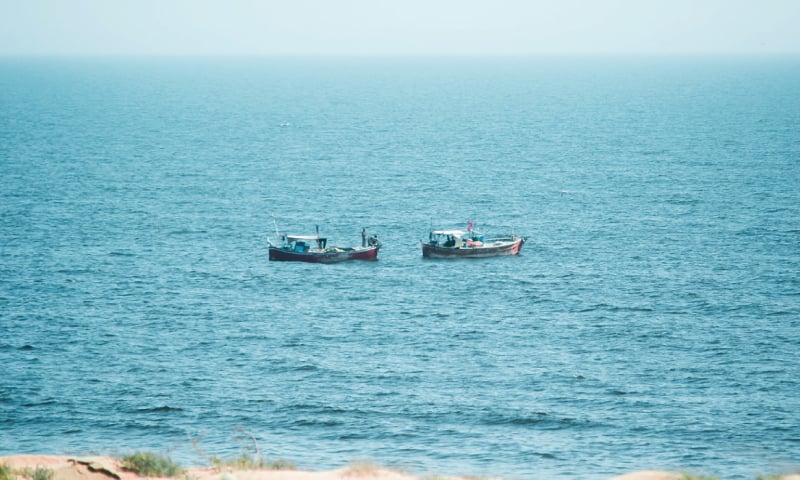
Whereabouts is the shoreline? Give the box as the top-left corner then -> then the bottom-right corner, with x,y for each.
2,455 -> 798,480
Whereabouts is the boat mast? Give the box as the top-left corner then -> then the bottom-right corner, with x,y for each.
272,215 -> 280,239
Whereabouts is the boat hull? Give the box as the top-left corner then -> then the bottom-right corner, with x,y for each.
269,245 -> 379,263
421,237 -> 524,259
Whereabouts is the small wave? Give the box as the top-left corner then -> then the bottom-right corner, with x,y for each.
481,410 -> 602,431
346,295 -> 370,301
287,404 -> 351,415
666,195 -> 699,206
121,421 -> 181,432
766,309 -> 799,316
764,207 -> 790,214
292,418 -> 342,427
534,452 -> 558,459
294,364 -> 318,372
578,303 -> 612,313
579,303 -> 653,313
108,251 -> 136,257
512,275 -> 546,285
22,399 -> 57,407
55,268 -> 93,275
331,432 -> 371,440
168,229 -> 208,235
483,411 -> 549,426
136,405 -> 184,413
454,330 -> 482,337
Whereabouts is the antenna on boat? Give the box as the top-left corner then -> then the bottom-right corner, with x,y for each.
272,215 -> 280,238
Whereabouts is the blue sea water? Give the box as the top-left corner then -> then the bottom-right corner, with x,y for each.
1,56 -> 799,479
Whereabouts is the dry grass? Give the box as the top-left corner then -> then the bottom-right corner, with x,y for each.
210,455 -> 295,471
0,466 -> 54,480
0,464 -> 13,480
120,451 -> 183,477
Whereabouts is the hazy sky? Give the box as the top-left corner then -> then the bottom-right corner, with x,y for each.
1,0 -> 798,55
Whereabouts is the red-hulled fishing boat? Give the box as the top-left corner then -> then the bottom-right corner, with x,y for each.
421,222 -> 524,259
268,226 -> 380,263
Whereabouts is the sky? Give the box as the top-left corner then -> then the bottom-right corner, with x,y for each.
1,0 -> 799,56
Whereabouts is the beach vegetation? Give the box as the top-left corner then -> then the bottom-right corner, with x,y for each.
209,455 -> 295,471
192,428 -> 295,472
265,459 -> 296,470
210,455 -> 259,470
13,467 -> 54,480
28,467 -> 53,480
0,463 -> 13,480
120,451 -> 183,477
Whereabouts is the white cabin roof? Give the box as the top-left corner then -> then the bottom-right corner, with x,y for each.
431,230 -> 465,236
285,235 -> 324,241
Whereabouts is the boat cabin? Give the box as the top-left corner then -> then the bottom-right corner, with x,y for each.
280,235 -> 327,252
427,229 -> 484,248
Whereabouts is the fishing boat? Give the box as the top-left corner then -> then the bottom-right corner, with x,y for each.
421,222 -> 524,259
268,226 -> 380,263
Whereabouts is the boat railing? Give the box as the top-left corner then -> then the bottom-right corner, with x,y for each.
482,235 -> 517,242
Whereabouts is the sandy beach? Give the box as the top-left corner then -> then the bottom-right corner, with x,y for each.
2,455 -> 798,480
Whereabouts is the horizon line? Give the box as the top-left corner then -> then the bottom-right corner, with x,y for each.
2,51 -> 799,58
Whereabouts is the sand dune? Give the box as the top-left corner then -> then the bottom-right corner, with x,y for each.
1,455 -> 798,480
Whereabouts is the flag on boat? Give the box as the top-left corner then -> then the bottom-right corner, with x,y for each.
467,220 -> 473,232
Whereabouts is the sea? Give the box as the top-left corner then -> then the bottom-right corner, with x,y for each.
1,56 -> 798,480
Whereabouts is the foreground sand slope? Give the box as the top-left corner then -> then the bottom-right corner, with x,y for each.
0,456 -> 422,480
2,455 -> 799,480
